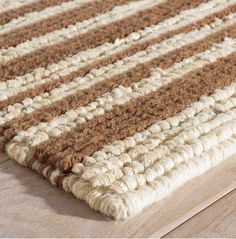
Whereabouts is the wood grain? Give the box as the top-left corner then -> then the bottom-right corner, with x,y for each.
0,152 -> 9,164
0,153 -> 235,237
165,189 -> 236,238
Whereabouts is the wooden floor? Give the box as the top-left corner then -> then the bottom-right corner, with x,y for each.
0,152 -> 235,238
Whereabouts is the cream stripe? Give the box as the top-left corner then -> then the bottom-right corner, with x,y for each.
0,0 -> 94,34
32,129 -> 236,199
0,0 -> 164,63
0,15 -> 235,126
77,130 -> 236,220
1,0 -> 233,100
0,0 -> 37,15
6,38 -> 236,166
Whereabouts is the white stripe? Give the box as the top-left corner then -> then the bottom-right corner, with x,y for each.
0,0 -> 37,15
1,0 -> 235,100
0,0 -> 164,63
0,0 -> 94,34
6,37 -> 236,166
0,14 -> 235,125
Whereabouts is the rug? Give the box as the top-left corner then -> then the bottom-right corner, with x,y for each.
0,0 -> 236,220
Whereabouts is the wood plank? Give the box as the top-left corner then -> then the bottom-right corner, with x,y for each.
0,152 -> 9,164
164,189 -> 236,238
0,154 -> 235,237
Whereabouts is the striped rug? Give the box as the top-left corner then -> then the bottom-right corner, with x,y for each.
1,0 -> 236,220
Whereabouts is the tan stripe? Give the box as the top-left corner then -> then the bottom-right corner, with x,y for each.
0,0 -> 95,35
0,0 -> 139,49
0,0 -> 72,25
30,52 -> 236,172
0,0 -> 207,82
8,37 -> 236,165
1,3 -> 235,109
0,0 -> 165,63
1,22 -> 236,142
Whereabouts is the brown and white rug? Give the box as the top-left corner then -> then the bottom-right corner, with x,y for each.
0,0 -> 236,220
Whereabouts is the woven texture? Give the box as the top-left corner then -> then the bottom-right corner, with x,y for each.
0,0 -> 236,220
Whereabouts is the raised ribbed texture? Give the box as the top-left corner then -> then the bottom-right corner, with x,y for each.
1,0 -> 236,220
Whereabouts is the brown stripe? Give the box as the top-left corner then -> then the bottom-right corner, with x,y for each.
1,5 -> 235,110
0,0 -> 71,26
2,23 -> 236,141
0,0 -> 207,82
31,52 -> 236,172
0,0 -> 137,49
